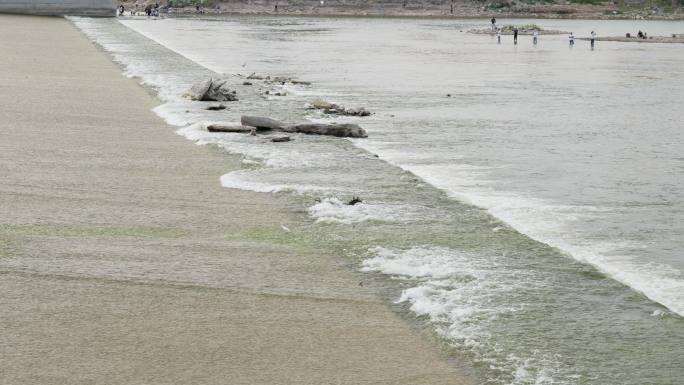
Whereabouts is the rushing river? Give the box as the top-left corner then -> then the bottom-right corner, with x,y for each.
73,16 -> 684,385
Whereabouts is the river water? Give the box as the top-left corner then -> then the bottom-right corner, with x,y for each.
72,16 -> 684,385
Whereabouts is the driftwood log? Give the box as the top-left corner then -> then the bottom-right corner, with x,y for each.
241,116 -> 286,130
284,123 -> 368,138
207,124 -> 253,133
271,136 -> 292,142
236,115 -> 368,138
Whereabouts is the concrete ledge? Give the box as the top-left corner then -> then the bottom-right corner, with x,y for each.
0,0 -> 117,17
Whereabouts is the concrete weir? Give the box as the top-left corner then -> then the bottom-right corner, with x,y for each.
0,0 -> 117,17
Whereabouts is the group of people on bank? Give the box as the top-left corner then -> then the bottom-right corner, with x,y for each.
117,3 -> 161,17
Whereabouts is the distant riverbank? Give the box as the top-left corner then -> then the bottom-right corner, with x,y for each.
120,0 -> 684,20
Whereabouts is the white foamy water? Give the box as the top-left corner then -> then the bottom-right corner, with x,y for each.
362,246 -> 567,384
220,170 -> 329,194
388,162 -> 684,315
173,123 -> 360,194
308,198 -> 426,224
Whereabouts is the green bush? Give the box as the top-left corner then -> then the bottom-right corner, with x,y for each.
568,0 -> 604,5
488,0 -> 513,9
519,0 -> 556,4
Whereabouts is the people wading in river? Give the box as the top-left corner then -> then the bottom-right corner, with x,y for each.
513,28 -> 519,45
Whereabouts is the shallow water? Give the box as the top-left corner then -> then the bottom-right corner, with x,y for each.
72,16 -> 684,385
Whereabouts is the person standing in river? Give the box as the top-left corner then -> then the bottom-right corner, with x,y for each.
569,32 -> 575,46
513,28 -> 519,45
590,30 -> 597,49
496,28 -> 501,44
533,30 -> 538,45
491,17 -> 496,31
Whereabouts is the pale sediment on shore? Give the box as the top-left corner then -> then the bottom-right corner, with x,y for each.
0,14 -> 469,385
468,28 -> 569,35
579,35 -> 684,43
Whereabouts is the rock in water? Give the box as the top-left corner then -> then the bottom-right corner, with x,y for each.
291,80 -> 312,85
206,104 -> 227,111
348,196 -> 362,205
185,77 -> 213,101
310,99 -> 371,116
207,124 -> 253,133
204,79 -> 238,102
185,78 -> 238,102
265,90 -> 287,96
241,116 -> 286,130
312,99 -> 334,109
344,107 -> 371,117
285,123 -> 368,138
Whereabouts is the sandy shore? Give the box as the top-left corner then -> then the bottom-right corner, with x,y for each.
580,35 -> 684,43
0,14 -> 469,385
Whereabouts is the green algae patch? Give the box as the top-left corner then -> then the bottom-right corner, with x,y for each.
0,236 -> 13,259
237,226 -> 343,273
0,224 -> 186,239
